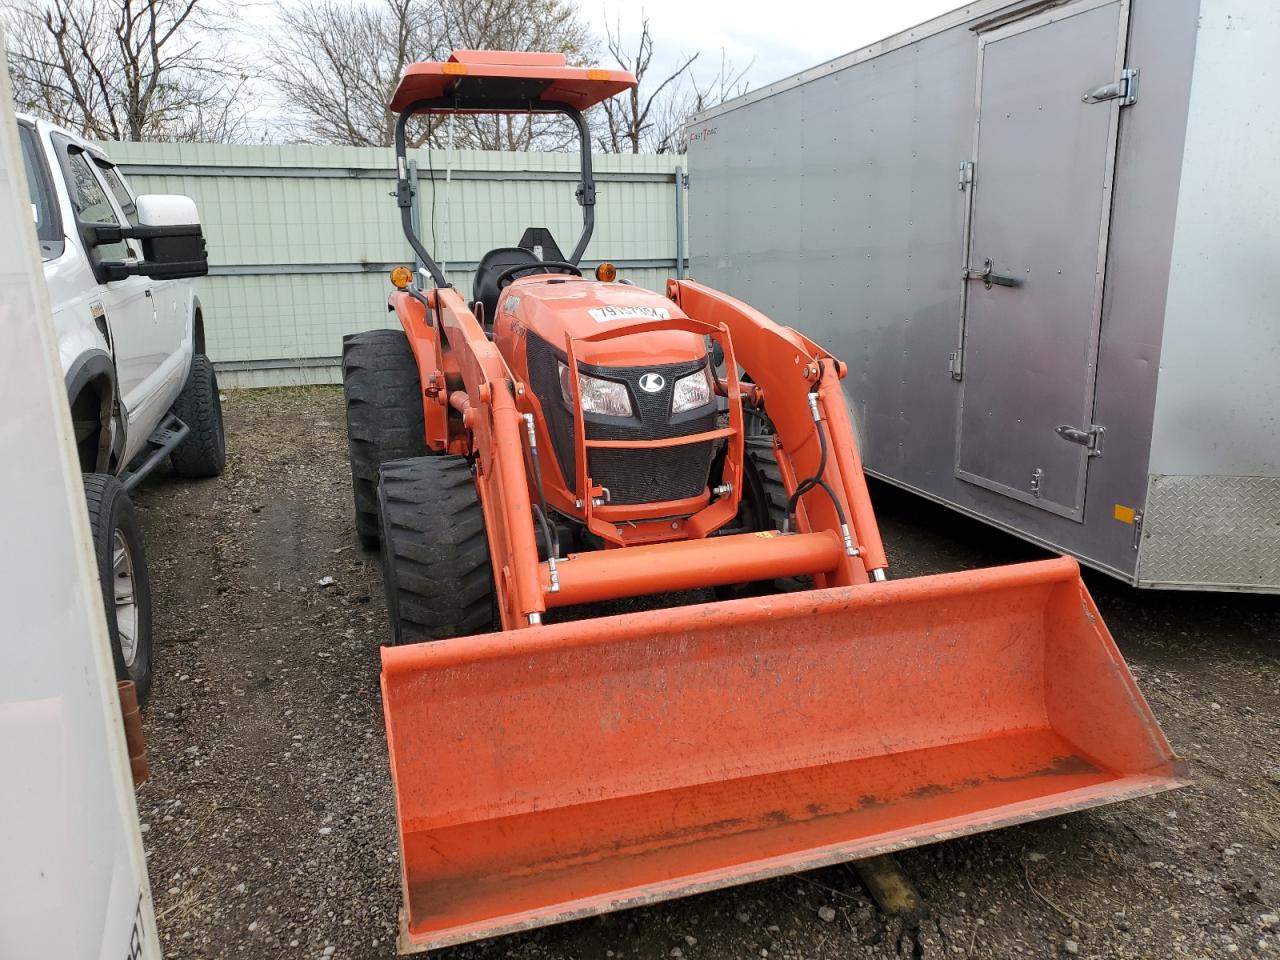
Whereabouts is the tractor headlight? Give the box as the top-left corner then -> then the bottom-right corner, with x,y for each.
671,366 -> 714,414
559,363 -> 633,417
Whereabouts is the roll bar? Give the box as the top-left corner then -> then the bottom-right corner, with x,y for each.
393,100 -> 596,289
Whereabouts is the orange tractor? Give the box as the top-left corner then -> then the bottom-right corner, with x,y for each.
341,50 -> 1186,953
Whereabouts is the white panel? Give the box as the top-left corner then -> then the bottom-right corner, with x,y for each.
0,45 -> 160,960
1151,1 -> 1280,477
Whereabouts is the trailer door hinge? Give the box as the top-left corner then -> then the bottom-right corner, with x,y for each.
1082,67 -> 1139,106
948,350 -> 963,380
1056,423 -> 1105,457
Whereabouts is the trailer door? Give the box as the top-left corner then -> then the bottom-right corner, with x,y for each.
955,0 -> 1131,521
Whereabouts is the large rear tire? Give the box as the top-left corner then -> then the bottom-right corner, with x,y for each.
377,456 -> 495,644
170,353 -> 226,478
341,329 -> 428,548
83,474 -> 154,704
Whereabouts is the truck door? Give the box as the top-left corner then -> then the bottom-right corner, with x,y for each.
63,148 -> 159,419
954,0 -> 1132,521
95,158 -> 186,374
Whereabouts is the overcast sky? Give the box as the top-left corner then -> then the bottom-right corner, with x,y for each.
236,0 -> 963,139
595,0 -> 961,94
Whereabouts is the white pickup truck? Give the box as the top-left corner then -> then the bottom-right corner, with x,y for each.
18,113 -> 225,703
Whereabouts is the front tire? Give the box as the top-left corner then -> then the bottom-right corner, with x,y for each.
170,353 -> 226,478
83,474 -> 154,704
377,456 -> 494,644
715,437 -> 810,598
342,330 -> 428,548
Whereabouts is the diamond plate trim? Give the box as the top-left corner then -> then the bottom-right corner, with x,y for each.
1139,474 -> 1280,590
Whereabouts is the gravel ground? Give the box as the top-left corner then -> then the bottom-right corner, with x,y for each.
131,386 -> 1280,960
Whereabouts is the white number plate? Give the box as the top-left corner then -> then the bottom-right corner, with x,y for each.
588,305 -> 671,323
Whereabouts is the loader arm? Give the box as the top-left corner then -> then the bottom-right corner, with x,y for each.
668,278 -> 889,580
390,285 -> 547,629
395,277 -> 888,610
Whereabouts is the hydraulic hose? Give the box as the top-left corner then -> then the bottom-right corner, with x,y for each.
523,414 -> 562,591
785,361 -> 858,558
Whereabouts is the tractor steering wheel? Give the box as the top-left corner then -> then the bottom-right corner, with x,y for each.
495,261 -> 583,289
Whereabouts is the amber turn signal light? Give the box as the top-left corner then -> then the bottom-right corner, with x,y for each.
595,262 -> 617,282
390,265 -> 414,290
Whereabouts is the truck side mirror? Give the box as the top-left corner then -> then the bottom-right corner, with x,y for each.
93,194 -> 209,282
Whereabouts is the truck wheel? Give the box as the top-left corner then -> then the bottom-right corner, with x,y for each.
715,437 -> 810,598
83,474 -> 154,704
170,353 -> 226,478
377,456 -> 494,644
342,330 -> 428,548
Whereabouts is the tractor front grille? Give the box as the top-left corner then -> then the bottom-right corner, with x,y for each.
526,333 -> 717,506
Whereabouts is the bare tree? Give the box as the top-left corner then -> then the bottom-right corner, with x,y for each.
270,0 -> 442,147
269,0 -> 596,150
3,0 -> 253,142
597,16 -> 698,154
647,48 -> 752,154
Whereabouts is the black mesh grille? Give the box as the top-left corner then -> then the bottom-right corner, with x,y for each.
587,443 -> 714,504
526,333 -> 584,492
525,332 -> 716,505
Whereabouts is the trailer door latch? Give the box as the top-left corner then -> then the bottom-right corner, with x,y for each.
964,258 -> 1019,289
1082,67 -> 1139,106
1056,423 -> 1105,457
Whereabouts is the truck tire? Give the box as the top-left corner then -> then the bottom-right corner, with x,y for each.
83,474 -> 154,704
716,437 -> 810,598
170,353 -> 226,478
377,456 -> 494,644
342,330 -> 428,548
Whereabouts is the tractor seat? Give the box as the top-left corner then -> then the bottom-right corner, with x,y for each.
473,247 -> 541,327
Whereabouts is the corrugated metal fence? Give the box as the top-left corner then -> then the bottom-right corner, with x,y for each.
103,141 -> 688,386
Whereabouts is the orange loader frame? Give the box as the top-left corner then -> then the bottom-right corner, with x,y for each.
388,277 -> 884,628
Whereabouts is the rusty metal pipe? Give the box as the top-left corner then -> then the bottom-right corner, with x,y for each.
539,530 -> 843,608
116,680 -> 148,787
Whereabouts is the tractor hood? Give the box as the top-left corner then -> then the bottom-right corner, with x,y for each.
494,277 -> 705,368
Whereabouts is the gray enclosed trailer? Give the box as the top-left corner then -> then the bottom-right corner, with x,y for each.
687,0 -> 1278,592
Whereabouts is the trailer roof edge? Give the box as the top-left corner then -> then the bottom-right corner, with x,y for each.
687,0 -> 1034,127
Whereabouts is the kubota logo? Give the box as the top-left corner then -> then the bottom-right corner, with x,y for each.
638,373 -> 665,393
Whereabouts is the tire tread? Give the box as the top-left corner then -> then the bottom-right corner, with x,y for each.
82,473 -> 154,703
170,353 -> 226,478
377,456 -> 494,643
341,330 -> 427,547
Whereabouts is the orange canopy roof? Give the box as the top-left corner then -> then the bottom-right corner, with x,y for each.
390,50 -> 637,113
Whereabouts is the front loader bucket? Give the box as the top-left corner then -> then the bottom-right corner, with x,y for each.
381,557 -> 1185,952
